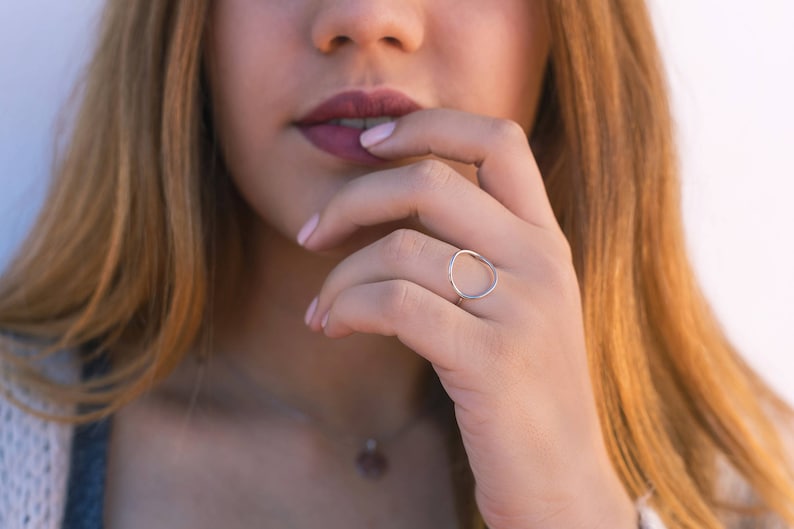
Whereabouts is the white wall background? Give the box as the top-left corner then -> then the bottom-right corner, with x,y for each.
649,1 -> 794,404
1,2 -> 792,403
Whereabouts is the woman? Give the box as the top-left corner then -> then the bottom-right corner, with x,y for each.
1,0 -> 792,528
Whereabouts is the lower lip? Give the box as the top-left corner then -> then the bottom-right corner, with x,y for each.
297,124 -> 384,164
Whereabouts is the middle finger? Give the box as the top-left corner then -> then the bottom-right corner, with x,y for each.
299,159 -> 532,261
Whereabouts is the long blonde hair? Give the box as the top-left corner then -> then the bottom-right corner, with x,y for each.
1,1 -> 792,527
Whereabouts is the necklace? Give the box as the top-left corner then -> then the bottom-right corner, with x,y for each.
216,354 -> 444,480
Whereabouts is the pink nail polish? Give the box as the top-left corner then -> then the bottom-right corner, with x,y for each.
304,297 -> 318,326
320,312 -> 329,329
360,121 -> 396,149
297,213 -> 319,246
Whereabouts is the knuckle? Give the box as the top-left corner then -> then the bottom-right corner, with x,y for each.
382,228 -> 427,265
534,250 -> 581,301
379,280 -> 420,319
552,231 -> 574,264
487,118 -> 527,147
411,159 -> 453,193
517,230 -> 577,295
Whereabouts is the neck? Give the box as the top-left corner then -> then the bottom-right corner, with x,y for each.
203,214 -> 436,438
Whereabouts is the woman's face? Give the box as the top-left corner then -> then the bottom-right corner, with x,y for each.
205,0 -> 551,241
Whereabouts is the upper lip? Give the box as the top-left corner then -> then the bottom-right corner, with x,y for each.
295,89 -> 423,125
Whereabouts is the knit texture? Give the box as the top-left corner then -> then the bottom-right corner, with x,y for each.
0,342 -> 78,529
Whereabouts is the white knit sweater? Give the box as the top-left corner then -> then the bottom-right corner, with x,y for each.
1,348 -> 79,529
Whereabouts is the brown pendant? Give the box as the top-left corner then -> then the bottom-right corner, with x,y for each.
355,438 -> 388,480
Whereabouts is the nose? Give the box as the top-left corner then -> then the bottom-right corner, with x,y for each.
311,1 -> 424,54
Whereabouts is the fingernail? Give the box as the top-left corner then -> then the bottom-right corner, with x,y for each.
297,213 -> 319,246
304,297 -> 318,326
360,121 -> 396,149
320,312 -> 329,329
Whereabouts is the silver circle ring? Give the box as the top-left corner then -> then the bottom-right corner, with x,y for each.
447,249 -> 499,303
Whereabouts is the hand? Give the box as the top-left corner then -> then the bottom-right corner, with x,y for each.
300,109 -> 637,529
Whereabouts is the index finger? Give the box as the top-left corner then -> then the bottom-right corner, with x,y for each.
360,108 -> 558,231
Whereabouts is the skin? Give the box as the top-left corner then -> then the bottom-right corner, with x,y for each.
106,0 -> 637,527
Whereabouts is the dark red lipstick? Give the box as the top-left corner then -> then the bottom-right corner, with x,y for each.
295,90 -> 422,164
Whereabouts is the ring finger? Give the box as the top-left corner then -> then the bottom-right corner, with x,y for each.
306,228 -> 508,330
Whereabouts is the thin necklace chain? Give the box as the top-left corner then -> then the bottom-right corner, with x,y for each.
215,352 -> 444,450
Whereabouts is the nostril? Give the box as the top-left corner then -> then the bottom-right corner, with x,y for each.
328,35 -> 402,51
311,8 -> 424,54
319,35 -> 352,53
383,36 -> 403,48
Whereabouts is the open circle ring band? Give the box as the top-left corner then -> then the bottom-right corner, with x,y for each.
447,249 -> 499,306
